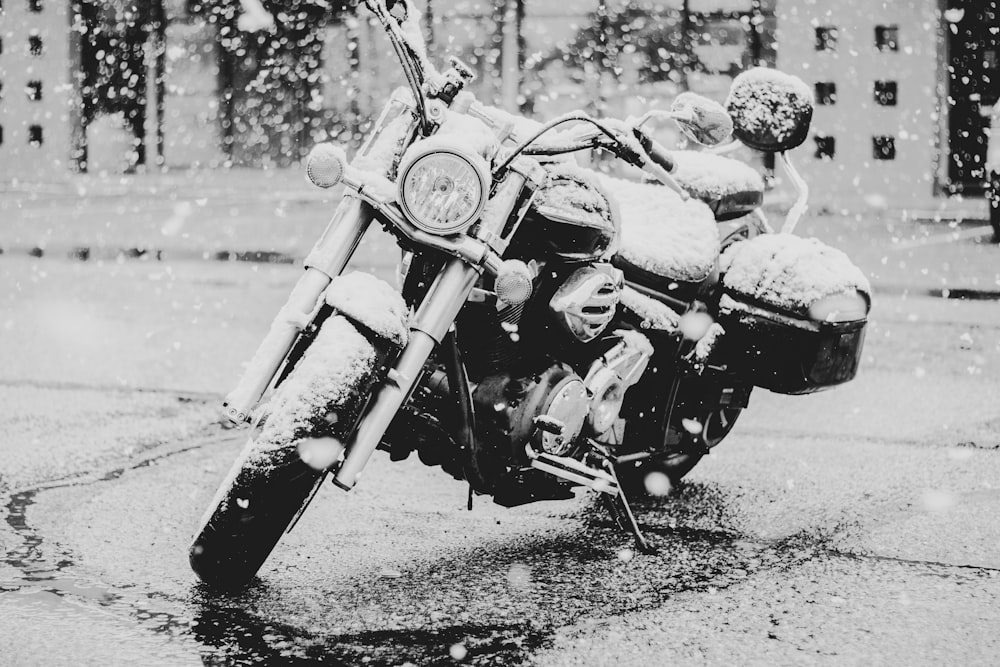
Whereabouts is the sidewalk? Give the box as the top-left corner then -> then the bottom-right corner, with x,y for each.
0,167 -> 337,263
3,168 -> 999,298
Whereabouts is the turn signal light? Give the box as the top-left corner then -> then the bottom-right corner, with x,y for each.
495,260 -> 533,305
306,143 -> 348,189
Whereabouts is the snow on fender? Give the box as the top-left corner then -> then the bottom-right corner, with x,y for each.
325,272 -> 410,347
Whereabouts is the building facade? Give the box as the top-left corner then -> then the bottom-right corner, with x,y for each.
776,0 -> 998,211
1,0 -> 997,215
0,0 -> 75,182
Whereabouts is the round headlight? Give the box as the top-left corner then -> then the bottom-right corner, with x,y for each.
397,143 -> 489,235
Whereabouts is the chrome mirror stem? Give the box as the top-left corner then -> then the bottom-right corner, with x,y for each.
778,151 -> 809,234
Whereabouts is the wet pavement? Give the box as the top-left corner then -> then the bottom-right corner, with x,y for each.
2,255 -> 1000,665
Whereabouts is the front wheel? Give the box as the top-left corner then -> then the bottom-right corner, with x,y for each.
189,315 -> 395,590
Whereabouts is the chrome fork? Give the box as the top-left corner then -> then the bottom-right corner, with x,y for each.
223,196 -> 373,423
334,159 -> 541,489
333,258 -> 481,489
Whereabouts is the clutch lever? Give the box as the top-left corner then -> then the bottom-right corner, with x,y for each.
574,120 -> 689,201
627,126 -> 689,201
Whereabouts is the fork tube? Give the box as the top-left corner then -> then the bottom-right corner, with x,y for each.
223,196 -> 372,423
305,195 -> 373,276
334,258 -> 482,489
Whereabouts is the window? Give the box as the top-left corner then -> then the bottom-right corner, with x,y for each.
875,25 -> 899,52
28,35 -> 42,56
874,80 -> 897,106
873,136 -> 895,160
0,125 -> 4,147
815,26 -> 838,52
815,82 -> 837,105
26,80 -> 42,101
814,135 -> 835,159
28,125 -> 43,146
28,0 -> 42,11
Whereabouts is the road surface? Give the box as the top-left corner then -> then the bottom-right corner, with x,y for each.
2,255 -> 999,665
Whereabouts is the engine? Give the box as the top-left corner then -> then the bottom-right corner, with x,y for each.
472,328 -> 652,461
473,364 -> 591,460
396,229 -> 647,504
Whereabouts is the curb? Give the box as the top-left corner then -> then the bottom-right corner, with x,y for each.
5,243 -> 1000,302
0,244 -> 298,265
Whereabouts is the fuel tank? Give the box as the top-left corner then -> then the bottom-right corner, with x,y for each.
527,162 -> 620,263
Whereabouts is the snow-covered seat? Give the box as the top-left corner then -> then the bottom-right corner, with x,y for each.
600,175 -> 721,292
719,233 -> 870,316
670,150 -> 765,221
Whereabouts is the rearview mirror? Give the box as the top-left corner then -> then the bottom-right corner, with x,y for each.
725,68 -> 813,152
670,92 -> 734,146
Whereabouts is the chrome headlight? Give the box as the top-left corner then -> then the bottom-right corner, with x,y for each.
397,142 -> 490,235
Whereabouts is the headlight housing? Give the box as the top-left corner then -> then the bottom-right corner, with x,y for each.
397,141 -> 490,235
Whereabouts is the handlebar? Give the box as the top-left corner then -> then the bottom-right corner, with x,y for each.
633,128 -> 676,173
464,101 -> 691,199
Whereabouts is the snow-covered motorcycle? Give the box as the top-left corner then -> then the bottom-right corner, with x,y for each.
190,0 -> 870,589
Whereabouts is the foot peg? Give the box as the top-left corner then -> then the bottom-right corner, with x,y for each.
528,451 -> 620,495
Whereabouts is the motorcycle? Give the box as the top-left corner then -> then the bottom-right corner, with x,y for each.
189,0 -> 871,589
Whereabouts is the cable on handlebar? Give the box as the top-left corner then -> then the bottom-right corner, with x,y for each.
523,142 -> 598,156
491,114 -> 634,178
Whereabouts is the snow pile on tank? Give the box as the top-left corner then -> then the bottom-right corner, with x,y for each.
535,162 -> 619,230
671,150 -> 765,199
601,175 -> 720,283
726,68 -> 813,149
254,273 -> 408,453
720,233 -> 870,313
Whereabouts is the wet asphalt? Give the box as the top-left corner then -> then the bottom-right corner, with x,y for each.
2,256 -> 1000,665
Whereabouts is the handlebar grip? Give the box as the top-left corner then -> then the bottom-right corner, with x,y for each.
634,129 -> 676,173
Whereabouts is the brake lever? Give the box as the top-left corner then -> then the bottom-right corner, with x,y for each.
627,126 -> 689,201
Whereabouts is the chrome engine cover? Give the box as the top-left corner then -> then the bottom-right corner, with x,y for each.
537,375 -> 590,456
584,329 -> 653,438
472,363 -> 591,461
549,264 -> 623,342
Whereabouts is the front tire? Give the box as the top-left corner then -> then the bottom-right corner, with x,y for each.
189,440 -> 330,589
189,315 -> 395,590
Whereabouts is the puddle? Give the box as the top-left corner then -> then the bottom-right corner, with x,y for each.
0,446 -> 551,665
0,440 -> 827,665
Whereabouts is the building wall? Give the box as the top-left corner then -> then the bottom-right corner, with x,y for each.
160,13 -> 223,168
776,0 -> 942,211
0,0 -> 74,182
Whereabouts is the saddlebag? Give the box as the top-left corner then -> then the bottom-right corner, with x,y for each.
712,233 -> 870,395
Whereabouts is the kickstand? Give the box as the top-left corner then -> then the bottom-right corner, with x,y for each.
600,460 -> 655,555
